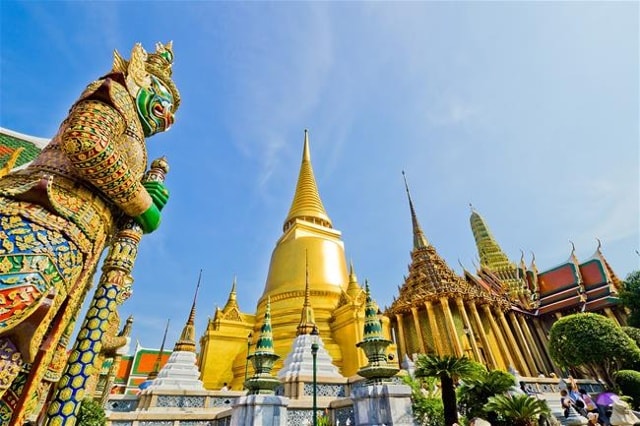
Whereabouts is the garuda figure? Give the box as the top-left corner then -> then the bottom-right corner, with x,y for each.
0,42 -> 179,407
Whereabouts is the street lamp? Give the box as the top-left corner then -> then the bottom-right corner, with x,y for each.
244,332 -> 253,389
310,325 -> 319,426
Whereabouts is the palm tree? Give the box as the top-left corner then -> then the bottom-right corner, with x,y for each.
457,369 -> 516,421
484,394 -> 551,426
414,354 -> 483,426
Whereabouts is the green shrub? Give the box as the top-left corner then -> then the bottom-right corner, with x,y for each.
614,369 -> 640,410
77,397 -> 106,426
403,374 -> 445,426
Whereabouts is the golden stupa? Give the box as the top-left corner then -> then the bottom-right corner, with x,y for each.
198,130 -> 395,390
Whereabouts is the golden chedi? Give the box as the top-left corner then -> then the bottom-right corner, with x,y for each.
199,130 -> 394,390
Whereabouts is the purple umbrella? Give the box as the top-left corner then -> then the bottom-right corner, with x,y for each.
596,391 -> 620,406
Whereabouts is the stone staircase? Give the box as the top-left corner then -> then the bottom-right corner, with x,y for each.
519,377 -> 606,426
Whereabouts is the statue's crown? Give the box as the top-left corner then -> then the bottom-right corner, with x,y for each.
113,41 -> 181,110
145,41 -> 180,110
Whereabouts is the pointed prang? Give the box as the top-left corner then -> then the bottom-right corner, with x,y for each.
174,270 -> 202,353
148,319 -> 170,380
402,171 -> 429,249
297,251 -> 317,335
283,129 -> 332,231
469,206 -> 512,270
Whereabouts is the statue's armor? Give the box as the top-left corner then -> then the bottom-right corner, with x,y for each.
0,74 -> 150,419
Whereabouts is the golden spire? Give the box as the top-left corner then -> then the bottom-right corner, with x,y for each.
222,276 -> 239,313
147,319 -> 170,380
346,260 -> 362,298
174,270 -> 201,353
469,205 -> 512,271
297,251 -> 316,335
283,129 -> 332,231
402,171 -> 429,249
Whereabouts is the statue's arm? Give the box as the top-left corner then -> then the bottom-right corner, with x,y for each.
60,99 -> 153,218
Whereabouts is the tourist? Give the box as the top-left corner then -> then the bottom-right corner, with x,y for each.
221,382 -> 229,391
587,412 -> 600,426
560,389 -> 573,418
580,389 -> 599,414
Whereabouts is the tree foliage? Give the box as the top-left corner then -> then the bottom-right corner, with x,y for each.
614,370 -> 640,410
457,368 -> 516,422
403,374 -> 445,426
620,270 -> 640,328
484,394 -> 551,426
414,354 -> 484,426
548,313 -> 640,387
623,326 -> 640,348
78,398 -> 106,426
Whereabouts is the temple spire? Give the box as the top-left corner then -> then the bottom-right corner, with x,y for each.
469,207 -> 512,271
402,171 -> 429,249
283,129 -> 332,231
174,270 -> 202,353
222,276 -> 239,313
346,259 -> 362,298
297,251 -> 316,335
147,319 -> 170,381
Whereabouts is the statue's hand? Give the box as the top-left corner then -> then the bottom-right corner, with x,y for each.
143,181 -> 170,211
134,204 -> 161,234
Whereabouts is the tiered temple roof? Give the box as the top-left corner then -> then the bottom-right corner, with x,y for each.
388,175 -> 508,315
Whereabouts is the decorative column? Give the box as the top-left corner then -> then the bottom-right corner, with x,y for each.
410,307 -> 426,353
46,158 -> 168,426
468,302 -> 497,368
604,308 -> 620,325
394,314 -> 407,361
425,301 -> 444,356
532,319 -> 560,375
482,305 -> 514,369
455,299 -> 481,362
232,296 -> 287,426
440,298 -> 463,357
508,312 -> 538,376
352,282 -> 413,426
518,315 -> 549,375
496,310 -> 530,376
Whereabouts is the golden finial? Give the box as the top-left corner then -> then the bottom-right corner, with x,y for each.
596,238 -> 602,252
283,129 -> 332,230
174,270 -> 202,352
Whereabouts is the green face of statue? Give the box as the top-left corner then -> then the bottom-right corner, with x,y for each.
136,75 -> 175,137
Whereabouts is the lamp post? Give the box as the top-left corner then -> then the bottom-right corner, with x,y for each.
244,332 -> 253,389
310,325 -> 319,426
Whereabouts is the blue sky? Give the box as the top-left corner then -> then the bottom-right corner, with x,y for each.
1,2 -> 638,351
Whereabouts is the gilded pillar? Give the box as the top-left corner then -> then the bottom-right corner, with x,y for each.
455,298 -> 481,362
604,308 -> 620,325
482,305 -> 514,369
469,302 -> 497,368
496,309 -> 530,376
410,307 -> 426,353
554,312 -> 562,321
532,318 -> 560,375
507,312 -> 537,376
424,301 -> 444,356
440,298 -> 463,357
395,314 -> 407,360
517,315 -> 548,375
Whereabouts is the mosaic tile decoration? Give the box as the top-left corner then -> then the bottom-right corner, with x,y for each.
157,395 -> 206,408
303,383 -> 345,397
335,405 -> 355,425
106,399 -> 138,412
